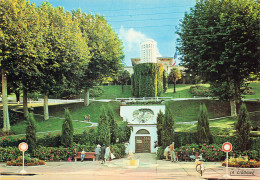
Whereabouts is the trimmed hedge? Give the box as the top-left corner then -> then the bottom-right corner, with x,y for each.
132,63 -> 164,97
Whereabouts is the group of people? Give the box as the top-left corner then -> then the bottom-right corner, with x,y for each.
164,142 -> 177,162
77,144 -> 114,164
164,144 -> 198,162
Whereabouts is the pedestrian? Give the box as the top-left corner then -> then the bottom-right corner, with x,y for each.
169,142 -> 176,162
95,144 -> 101,162
100,144 -> 106,164
84,115 -> 87,122
164,146 -> 170,160
73,144 -> 78,162
87,114 -> 91,122
81,148 -> 86,162
105,145 -> 111,163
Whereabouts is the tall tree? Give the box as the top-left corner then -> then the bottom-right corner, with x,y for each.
37,4 -> 88,120
235,103 -> 251,151
0,0 -> 38,130
161,108 -> 175,146
197,103 -> 212,144
156,110 -> 164,146
107,105 -> 117,144
169,68 -> 181,93
117,70 -> 131,94
97,106 -> 110,145
61,108 -> 74,147
177,0 -> 260,116
72,10 -> 124,106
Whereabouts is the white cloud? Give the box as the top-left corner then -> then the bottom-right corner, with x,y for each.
119,26 -> 147,52
119,26 -> 162,66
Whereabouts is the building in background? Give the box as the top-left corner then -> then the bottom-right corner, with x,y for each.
124,39 -> 182,75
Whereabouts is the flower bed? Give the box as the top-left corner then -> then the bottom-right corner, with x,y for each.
156,143 -> 259,162
222,156 -> 260,168
6,156 -> 45,166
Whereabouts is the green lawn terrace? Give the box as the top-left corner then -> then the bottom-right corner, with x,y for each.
1,82 -> 259,138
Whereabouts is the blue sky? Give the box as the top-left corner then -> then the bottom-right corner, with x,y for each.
30,0 -> 196,66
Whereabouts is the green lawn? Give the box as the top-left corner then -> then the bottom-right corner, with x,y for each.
7,101 -> 122,137
244,82 -> 260,99
166,100 -> 231,122
92,85 -> 132,99
175,117 -> 236,135
11,114 -> 91,135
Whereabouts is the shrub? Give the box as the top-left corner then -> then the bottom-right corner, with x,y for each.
235,103 -> 251,151
132,63 -> 164,97
6,156 -> 45,166
190,85 -> 212,97
61,108 -> 74,147
156,146 -> 165,160
33,146 -> 74,161
197,103 -> 212,144
26,113 -> 37,152
111,144 -> 126,159
0,147 -> 20,162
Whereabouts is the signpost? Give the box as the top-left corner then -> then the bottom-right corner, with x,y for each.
222,142 -> 232,178
18,142 -> 28,174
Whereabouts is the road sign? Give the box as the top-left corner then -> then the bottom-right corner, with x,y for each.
18,142 -> 28,152
222,142 -> 232,152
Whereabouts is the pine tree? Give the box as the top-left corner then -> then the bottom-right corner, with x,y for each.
197,103 -> 212,144
107,105 -> 117,144
61,108 -> 74,147
26,113 -> 37,152
157,110 -> 164,146
161,108 -> 175,146
97,106 -> 110,145
236,103 -> 251,151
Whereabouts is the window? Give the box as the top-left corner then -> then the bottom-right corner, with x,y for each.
136,129 -> 150,134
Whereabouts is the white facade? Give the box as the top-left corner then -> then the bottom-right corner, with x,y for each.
120,105 -> 165,153
140,39 -> 157,63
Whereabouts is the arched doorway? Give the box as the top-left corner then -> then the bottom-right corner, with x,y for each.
135,129 -> 151,153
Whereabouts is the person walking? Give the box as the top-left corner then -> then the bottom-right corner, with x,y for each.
81,148 -> 86,162
164,146 -> 170,160
100,144 -> 106,164
104,145 -> 111,163
169,142 -> 176,162
95,144 -> 101,162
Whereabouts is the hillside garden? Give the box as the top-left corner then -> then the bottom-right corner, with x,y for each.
0,82 -> 259,164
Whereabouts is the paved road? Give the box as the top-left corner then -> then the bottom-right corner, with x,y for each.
1,153 -> 259,180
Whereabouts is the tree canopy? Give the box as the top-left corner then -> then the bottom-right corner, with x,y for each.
177,0 -> 260,116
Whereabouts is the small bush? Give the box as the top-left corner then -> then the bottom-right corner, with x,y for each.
156,146 -> 165,160
6,156 -> 45,166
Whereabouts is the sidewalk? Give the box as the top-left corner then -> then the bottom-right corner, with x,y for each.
0,153 -> 259,180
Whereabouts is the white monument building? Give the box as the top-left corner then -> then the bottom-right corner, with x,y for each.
120,105 -> 165,153
140,39 -> 157,63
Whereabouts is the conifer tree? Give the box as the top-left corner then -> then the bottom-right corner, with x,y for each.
107,105 -> 117,144
61,108 -> 74,147
197,103 -> 212,144
157,110 -> 164,146
161,108 -> 175,146
26,112 -> 37,152
97,107 -> 110,145
236,103 -> 251,151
